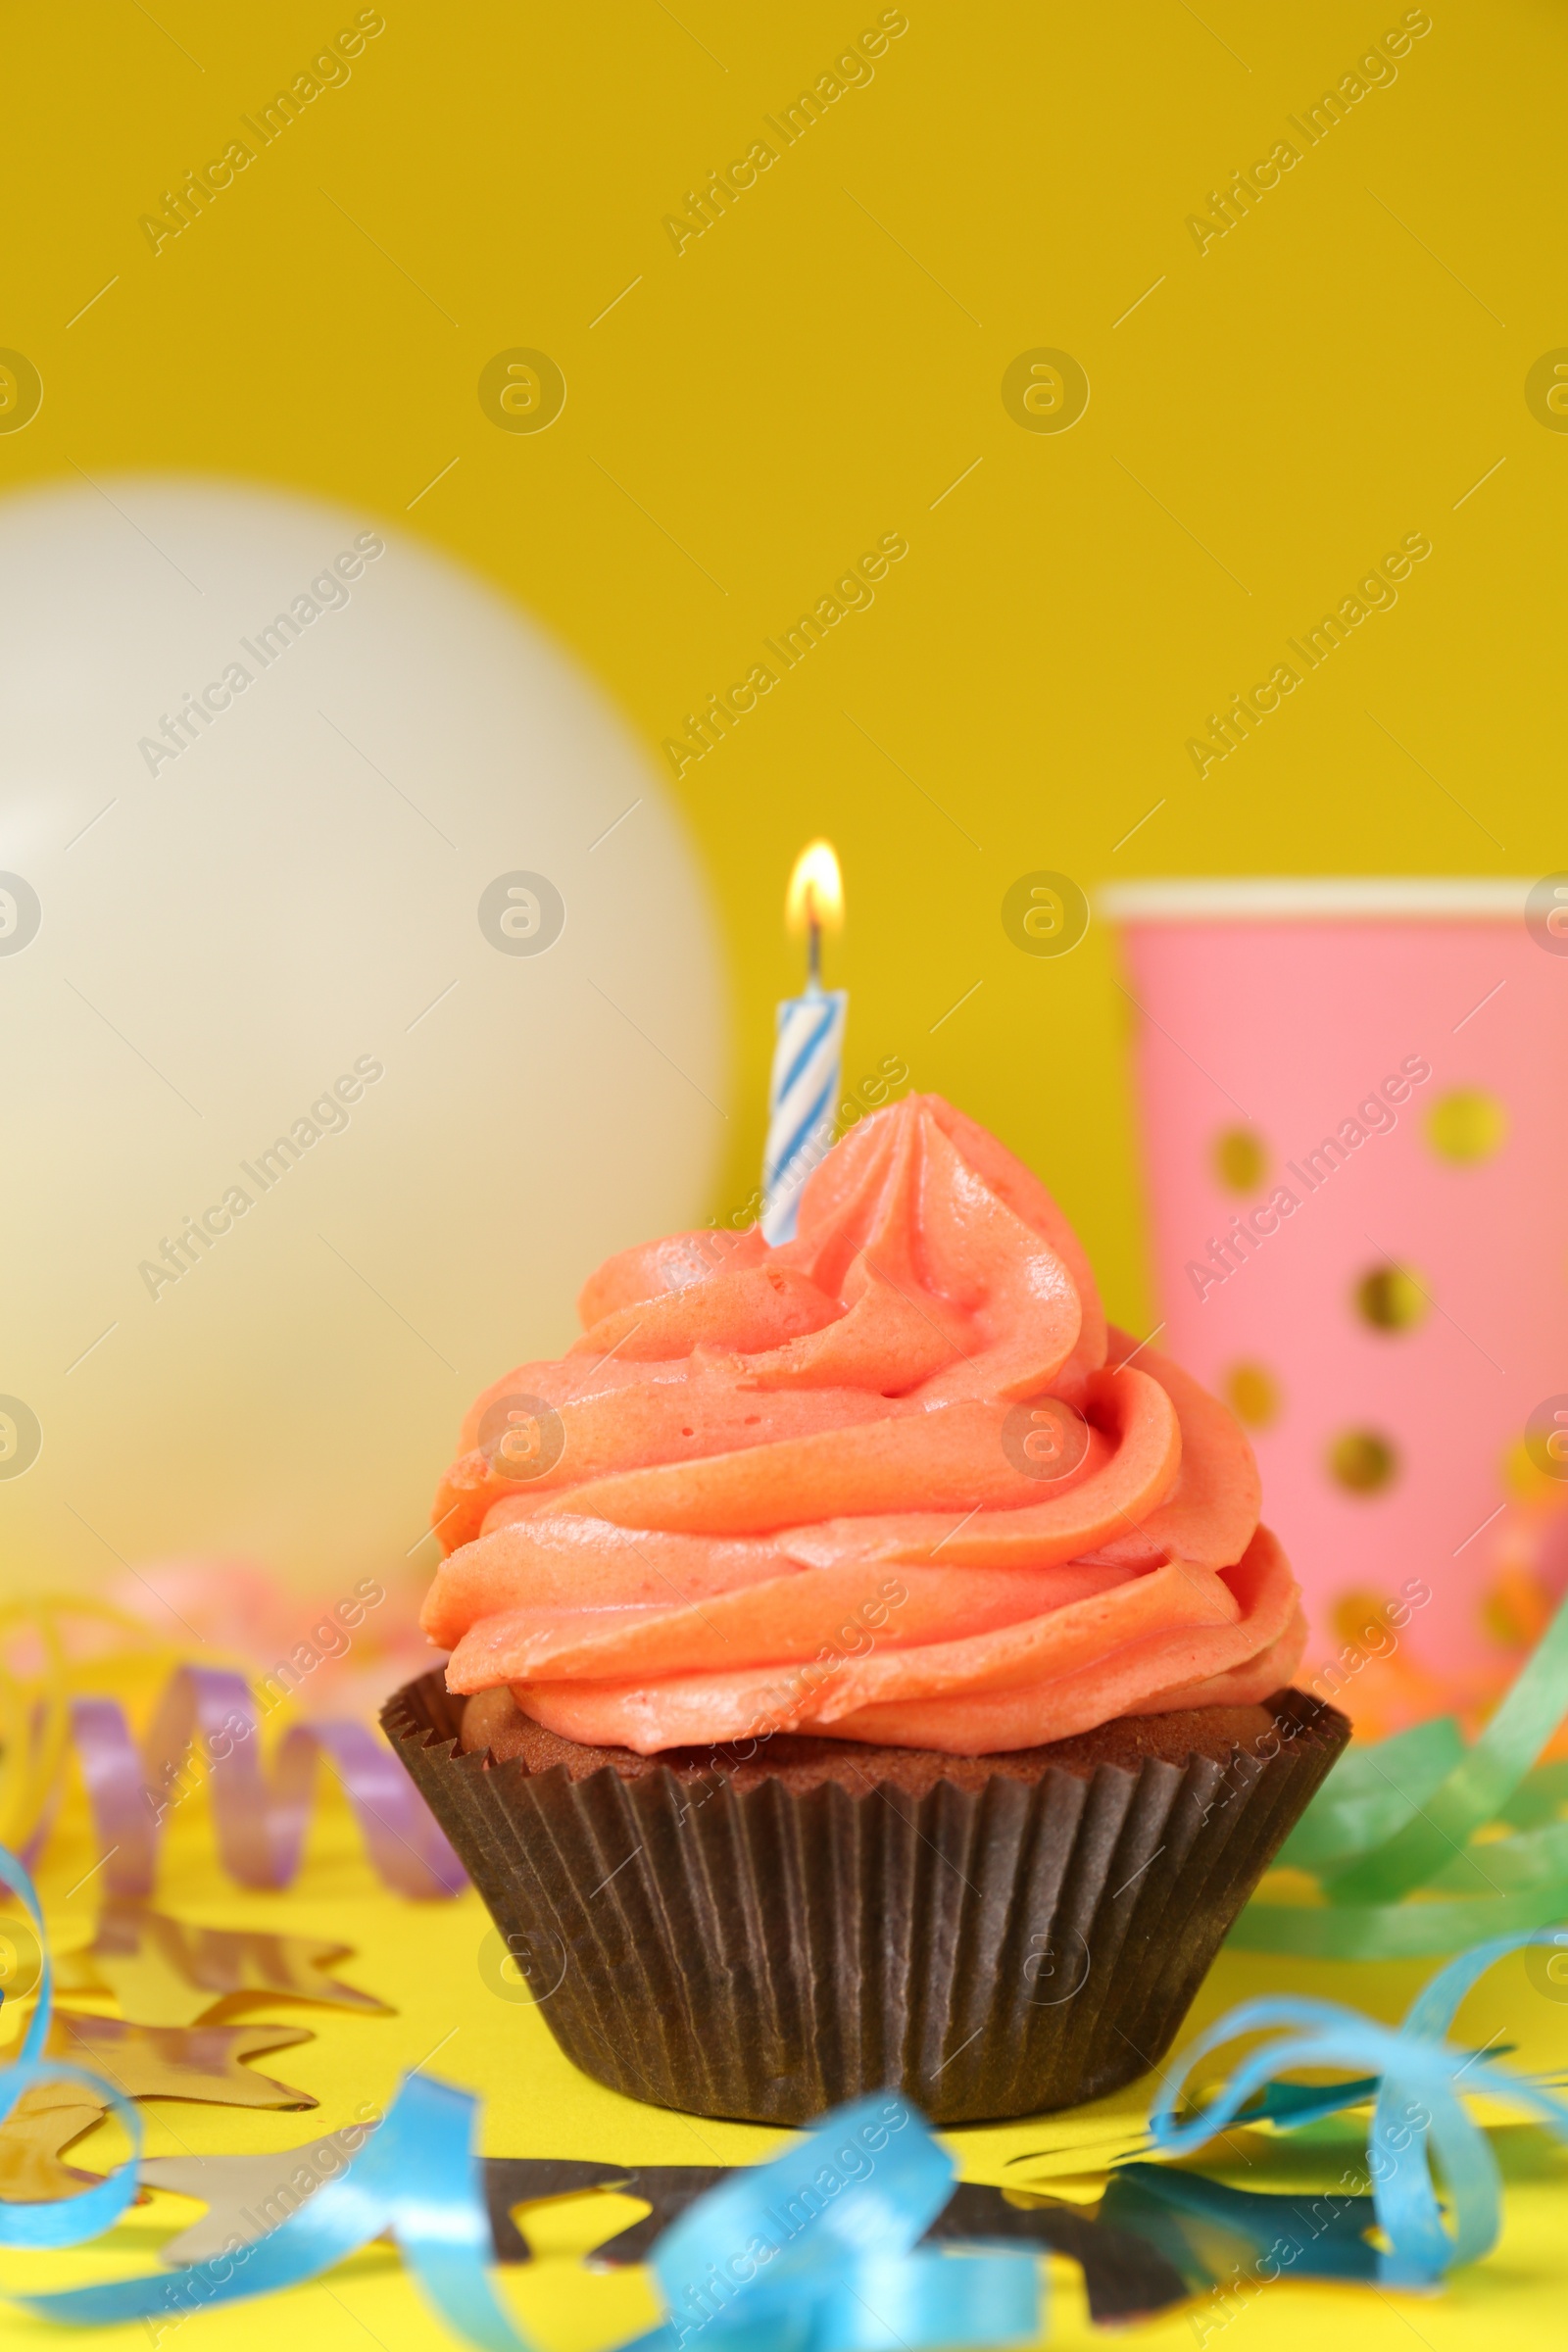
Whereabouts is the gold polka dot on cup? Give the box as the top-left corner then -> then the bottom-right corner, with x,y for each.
1426,1088 -> 1508,1165
1328,1429 -> 1397,1494
1225,1362 -> 1280,1429
1502,1436 -> 1558,1501
1332,1589 -> 1392,1648
1354,1264 -> 1428,1333
1212,1127 -> 1266,1192
1481,1568 -> 1553,1649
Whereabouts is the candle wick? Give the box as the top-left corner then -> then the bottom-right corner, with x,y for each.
807,905 -> 822,990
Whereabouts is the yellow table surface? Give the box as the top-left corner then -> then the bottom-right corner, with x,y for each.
4,1775 -> 1565,2351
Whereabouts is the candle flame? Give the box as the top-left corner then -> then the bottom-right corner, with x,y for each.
785,840 -> 844,936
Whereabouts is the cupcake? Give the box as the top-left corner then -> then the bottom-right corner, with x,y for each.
385,1094 -> 1346,2124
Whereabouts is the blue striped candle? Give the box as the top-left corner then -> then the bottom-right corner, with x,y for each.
761,982 -> 847,1242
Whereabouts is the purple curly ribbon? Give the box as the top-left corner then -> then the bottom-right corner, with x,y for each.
65,1667 -> 465,1899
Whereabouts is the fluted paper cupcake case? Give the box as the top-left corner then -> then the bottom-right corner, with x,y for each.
382,1671 -> 1348,2126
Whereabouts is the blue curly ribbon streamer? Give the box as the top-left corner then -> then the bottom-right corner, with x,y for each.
0,1847 -> 145,2250
12,2068 -> 527,2348
1148,1930 -> 1568,2283
626,2097 -> 1040,2351
0,1844 -> 1040,2349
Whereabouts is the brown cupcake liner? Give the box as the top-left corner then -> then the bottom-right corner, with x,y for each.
382,1671 -> 1348,2127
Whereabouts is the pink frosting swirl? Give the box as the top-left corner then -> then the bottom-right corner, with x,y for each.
422,1095 -> 1304,1753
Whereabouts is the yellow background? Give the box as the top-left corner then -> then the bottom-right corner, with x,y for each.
5,0 -> 1552,1333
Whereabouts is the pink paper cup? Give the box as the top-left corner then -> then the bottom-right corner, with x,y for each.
1101,878 -> 1568,1693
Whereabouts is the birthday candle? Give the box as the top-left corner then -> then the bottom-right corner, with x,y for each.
762,841 -> 846,1245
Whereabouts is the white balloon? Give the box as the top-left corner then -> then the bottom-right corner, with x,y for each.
0,475 -> 726,1597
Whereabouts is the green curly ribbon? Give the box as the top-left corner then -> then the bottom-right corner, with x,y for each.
1230,1592 -> 1568,1958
